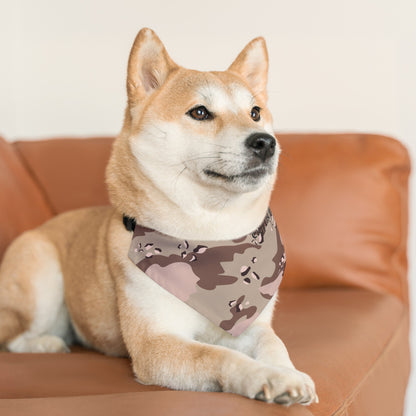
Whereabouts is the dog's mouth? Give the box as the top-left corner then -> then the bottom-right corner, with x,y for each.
203,167 -> 269,182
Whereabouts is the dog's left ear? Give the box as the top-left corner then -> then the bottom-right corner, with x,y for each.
228,37 -> 269,102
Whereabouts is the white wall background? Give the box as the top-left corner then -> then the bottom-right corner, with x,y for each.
0,0 -> 415,413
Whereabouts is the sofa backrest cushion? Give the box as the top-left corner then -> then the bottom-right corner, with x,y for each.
9,134 -> 410,302
14,137 -> 113,214
273,134 -> 410,303
0,137 -> 53,260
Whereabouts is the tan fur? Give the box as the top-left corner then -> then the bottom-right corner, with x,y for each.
0,231 -> 43,343
0,28 -> 317,405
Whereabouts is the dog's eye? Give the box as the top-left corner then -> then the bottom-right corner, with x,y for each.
188,106 -> 213,121
250,106 -> 261,122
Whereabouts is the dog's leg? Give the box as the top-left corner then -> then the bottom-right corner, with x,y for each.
118,294 -> 316,405
215,291 -> 318,406
217,294 -> 294,367
124,327 -> 316,404
217,322 -> 317,405
220,322 -> 295,367
0,230 -> 71,352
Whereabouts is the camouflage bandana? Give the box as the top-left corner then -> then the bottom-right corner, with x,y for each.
127,209 -> 285,336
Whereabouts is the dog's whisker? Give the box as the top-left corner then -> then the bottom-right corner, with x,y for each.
204,160 -> 230,171
169,156 -> 221,167
171,165 -> 188,191
196,141 -> 229,149
177,151 -> 246,167
218,151 -> 247,158
185,156 -> 221,162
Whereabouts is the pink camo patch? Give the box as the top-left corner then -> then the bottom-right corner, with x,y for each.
260,270 -> 284,298
145,262 -> 199,301
228,312 -> 260,336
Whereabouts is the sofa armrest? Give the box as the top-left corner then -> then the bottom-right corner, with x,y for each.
0,137 -> 53,261
272,133 -> 410,305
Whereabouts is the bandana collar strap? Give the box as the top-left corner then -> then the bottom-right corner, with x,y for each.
126,209 -> 285,336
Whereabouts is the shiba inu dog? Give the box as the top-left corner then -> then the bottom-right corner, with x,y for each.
0,28 -> 317,406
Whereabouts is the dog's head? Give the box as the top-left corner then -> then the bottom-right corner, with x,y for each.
107,28 -> 279,218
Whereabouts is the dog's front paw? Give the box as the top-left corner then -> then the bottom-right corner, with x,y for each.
226,364 -> 318,406
255,367 -> 318,406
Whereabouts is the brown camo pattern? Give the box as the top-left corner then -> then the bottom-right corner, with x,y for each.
128,209 -> 285,336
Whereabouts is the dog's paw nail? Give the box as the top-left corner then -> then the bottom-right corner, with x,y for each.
315,393 -> 319,403
288,388 -> 299,399
263,383 -> 272,401
299,397 -> 311,405
255,391 -> 266,401
274,392 -> 292,405
255,383 -> 272,402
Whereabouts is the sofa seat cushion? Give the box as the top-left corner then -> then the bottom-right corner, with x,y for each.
274,289 -> 409,416
0,288 -> 409,415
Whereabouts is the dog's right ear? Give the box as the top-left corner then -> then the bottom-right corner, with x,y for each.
127,28 -> 178,106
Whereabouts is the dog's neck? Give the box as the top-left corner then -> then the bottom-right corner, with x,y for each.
132,175 -> 272,240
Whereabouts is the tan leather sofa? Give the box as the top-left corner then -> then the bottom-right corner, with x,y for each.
0,133 -> 411,415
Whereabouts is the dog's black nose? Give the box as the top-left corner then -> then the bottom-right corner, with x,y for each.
245,133 -> 276,161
